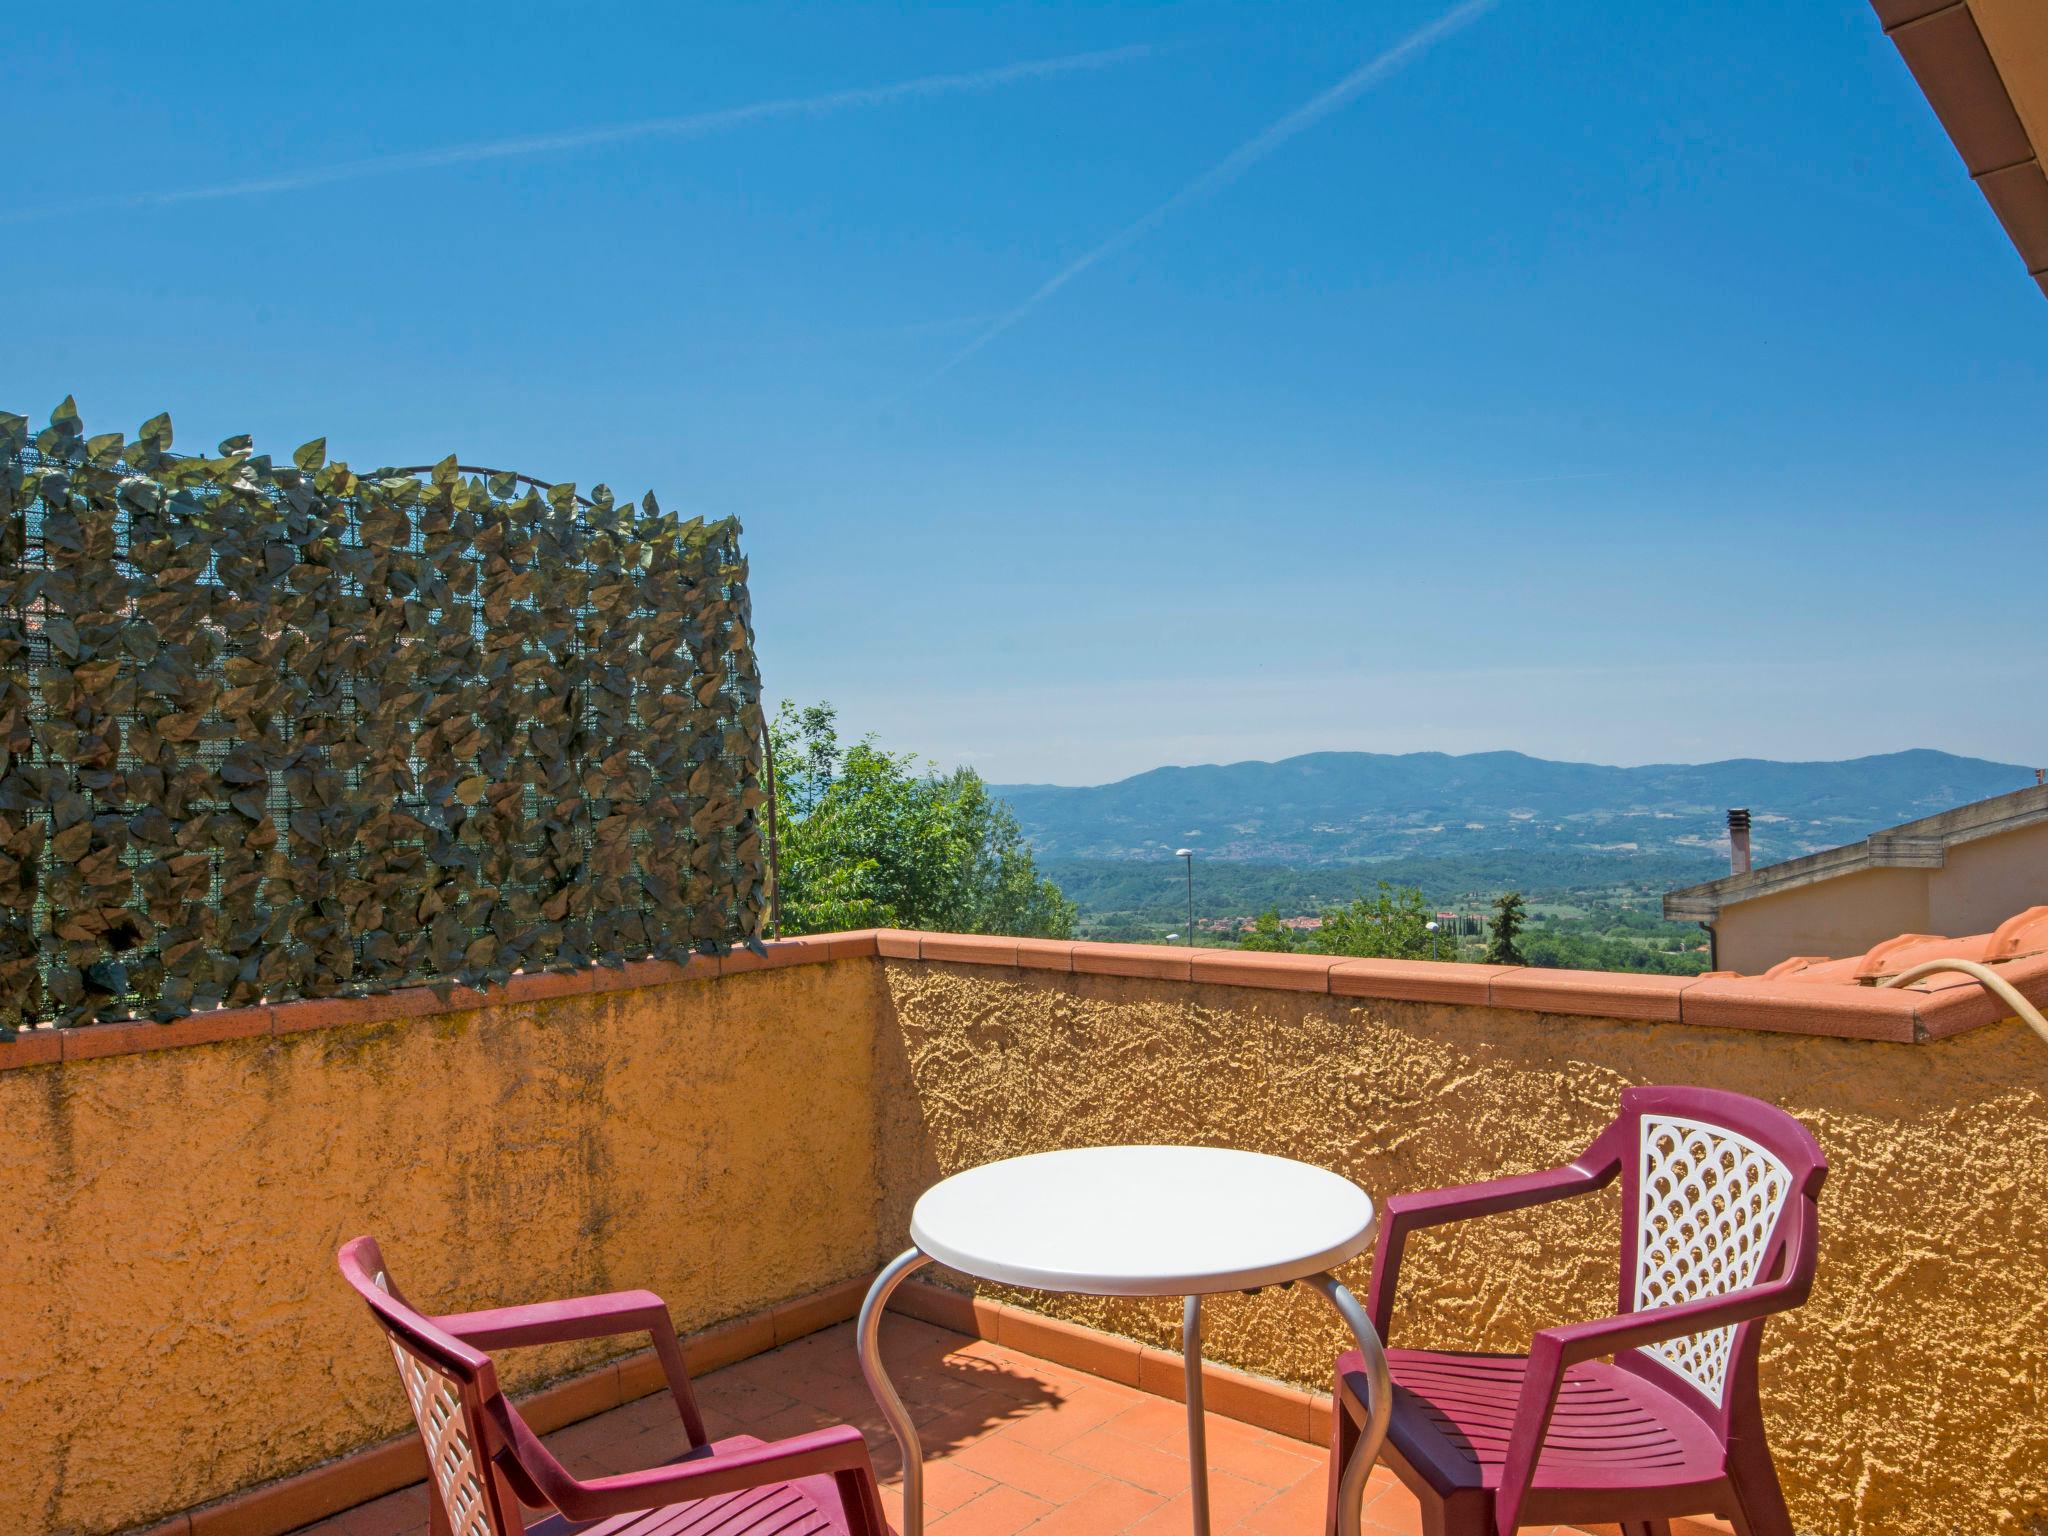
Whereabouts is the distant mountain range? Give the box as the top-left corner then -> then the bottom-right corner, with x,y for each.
993,749 -> 2036,867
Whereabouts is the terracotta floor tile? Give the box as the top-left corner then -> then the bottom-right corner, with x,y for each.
906,1458 -> 1000,1513
803,1323 -> 869,1376
901,1364 -> 1010,1409
1363,1467 -> 1401,1497
750,1348 -> 853,1403
932,1355 -> 1071,1409
287,1319 -> 1436,1536
546,1431 -> 697,1488
582,1426 -> 688,1476
1198,1425 -> 1323,1492
911,1386 -> 1024,1435
961,1346 -> 1110,1401
877,1317 -> 981,1372
1097,1396 -> 1190,1451
1075,1375 -> 1149,1406
1359,1480 -> 1426,1536
1099,1399 -> 1320,1492
777,1365 -> 884,1418
747,1400 -> 843,1442
948,1434 -> 1107,1504
920,1397 -> 1042,1454
958,1340 -> 1146,1405
1240,1466 -> 1333,1536
538,1407 -> 619,1450
1053,1426 -> 1193,1496
1014,1476 -> 1167,1536
696,1374 -> 798,1427
927,1484 -> 1055,1536
329,1486 -> 429,1536
1000,1385 -> 1139,1451
611,1392 -> 687,1434
1123,1469 -> 1274,1536
940,1337 -> 1014,1368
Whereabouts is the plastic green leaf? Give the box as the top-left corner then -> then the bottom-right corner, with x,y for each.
1,396 -> 762,1029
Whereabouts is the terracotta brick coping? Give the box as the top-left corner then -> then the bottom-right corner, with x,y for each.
0,930 -> 881,1072
880,929 -> 2048,1045
12,927 -> 2045,1073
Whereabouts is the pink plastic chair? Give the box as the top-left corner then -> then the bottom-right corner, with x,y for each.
1328,1085 -> 1826,1536
338,1237 -> 891,1536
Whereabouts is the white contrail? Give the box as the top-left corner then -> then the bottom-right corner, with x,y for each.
923,0 -> 1499,385
1,44 -> 1156,224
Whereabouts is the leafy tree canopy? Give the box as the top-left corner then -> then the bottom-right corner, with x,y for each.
769,702 -> 1075,940
1237,882 -> 1447,960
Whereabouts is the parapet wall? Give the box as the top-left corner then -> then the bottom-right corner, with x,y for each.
873,935 -> 2048,1536
4,932 -> 2044,1535
0,939 -> 887,1535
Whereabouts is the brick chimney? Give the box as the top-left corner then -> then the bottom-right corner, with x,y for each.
1728,808 -> 1752,876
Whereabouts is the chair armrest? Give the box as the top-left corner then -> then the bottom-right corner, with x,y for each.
1546,1274 -> 1807,1367
509,1417 -> 880,1524
443,1290 -> 708,1448
1490,1271 -> 1809,1536
1368,1139 -> 1624,1340
434,1289 -> 673,1349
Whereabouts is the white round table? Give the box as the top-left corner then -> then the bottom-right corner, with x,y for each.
857,1147 -> 1393,1536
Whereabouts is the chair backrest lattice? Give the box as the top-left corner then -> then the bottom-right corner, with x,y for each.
388,1342 -> 495,1535
335,1245 -> 523,1536
380,1284 -> 497,1536
1629,1112 -> 1793,1403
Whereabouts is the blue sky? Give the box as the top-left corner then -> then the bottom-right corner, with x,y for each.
5,2 -> 2043,785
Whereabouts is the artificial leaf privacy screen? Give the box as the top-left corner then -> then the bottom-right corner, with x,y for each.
0,400 -> 768,1031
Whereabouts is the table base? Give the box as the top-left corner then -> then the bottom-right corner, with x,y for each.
857,1251 -> 1392,1536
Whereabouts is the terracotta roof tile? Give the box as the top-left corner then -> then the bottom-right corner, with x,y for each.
1735,907 -> 2048,986
1989,905 -> 2048,959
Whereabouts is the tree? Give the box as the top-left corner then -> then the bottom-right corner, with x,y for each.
1238,910 -> 1295,952
1306,883 -> 1442,960
1235,883 -> 1442,961
1486,891 -> 1527,965
767,702 -> 1075,939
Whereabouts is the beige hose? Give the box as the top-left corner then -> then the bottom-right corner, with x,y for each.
1878,959 -> 2048,1045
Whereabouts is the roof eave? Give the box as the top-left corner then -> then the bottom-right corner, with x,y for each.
1871,0 -> 2048,297
1662,783 -> 2048,919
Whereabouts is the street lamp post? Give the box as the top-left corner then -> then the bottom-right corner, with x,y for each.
1175,849 -> 1194,946
1425,920 -> 1441,961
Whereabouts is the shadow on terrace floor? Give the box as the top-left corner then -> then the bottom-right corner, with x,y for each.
297,1315 -> 1580,1536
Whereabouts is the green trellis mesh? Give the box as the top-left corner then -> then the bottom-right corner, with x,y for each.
0,399 -> 769,1033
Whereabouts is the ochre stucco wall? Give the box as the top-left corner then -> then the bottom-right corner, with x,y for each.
0,962 -> 895,1536
874,961 -> 2048,1536
11,953 -> 2047,1536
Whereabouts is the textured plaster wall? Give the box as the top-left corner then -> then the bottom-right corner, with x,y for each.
13,954 -> 2048,1536
0,962 -> 895,1536
874,961 -> 2048,1536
